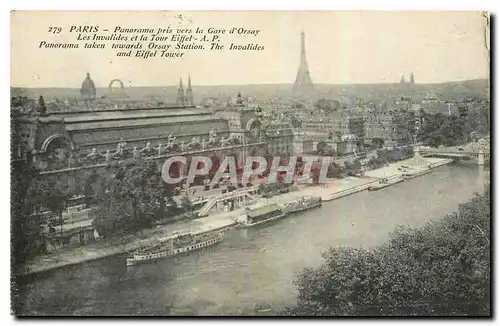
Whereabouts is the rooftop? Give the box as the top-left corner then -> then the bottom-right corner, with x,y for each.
64,114 -> 223,131
61,107 -> 212,123
32,106 -> 222,131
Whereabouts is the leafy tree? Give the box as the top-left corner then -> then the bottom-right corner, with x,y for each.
206,155 -> 221,182
45,181 -> 69,234
323,145 -> 336,156
90,192 -> 134,237
290,115 -> 302,128
191,159 -> 208,186
17,173 -> 70,243
314,99 -> 341,114
316,141 -> 327,154
418,112 -> 469,147
282,186 -> 490,316
367,156 -> 384,170
480,104 -> 490,132
372,138 -> 384,149
11,162 -> 58,314
179,195 -> 193,215
258,182 -> 282,198
11,163 -> 48,263
344,159 -> 361,176
309,158 -> 342,184
465,107 -> 490,137
326,161 -> 342,179
261,152 -> 273,177
91,160 -> 165,237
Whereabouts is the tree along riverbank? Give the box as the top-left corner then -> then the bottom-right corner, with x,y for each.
281,184 -> 490,316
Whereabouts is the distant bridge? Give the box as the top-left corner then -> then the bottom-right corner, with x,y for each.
417,147 -> 489,165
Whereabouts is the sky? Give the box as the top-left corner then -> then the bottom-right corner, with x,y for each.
10,11 -> 489,88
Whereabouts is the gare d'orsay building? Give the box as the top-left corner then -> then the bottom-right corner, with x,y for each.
12,74 -> 276,207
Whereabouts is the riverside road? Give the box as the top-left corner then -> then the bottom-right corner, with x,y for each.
18,164 -> 489,316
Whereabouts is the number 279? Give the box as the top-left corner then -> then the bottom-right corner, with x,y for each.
48,27 -> 62,34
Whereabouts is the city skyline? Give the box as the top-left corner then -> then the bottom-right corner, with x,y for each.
11,11 -> 489,88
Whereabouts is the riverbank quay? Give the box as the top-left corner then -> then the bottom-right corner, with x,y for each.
20,156 -> 452,276
363,156 -> 453,179
20,210 -> 240,276
296,157 -> 453,202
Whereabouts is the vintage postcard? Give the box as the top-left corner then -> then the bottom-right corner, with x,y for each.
10,11 -> 490,316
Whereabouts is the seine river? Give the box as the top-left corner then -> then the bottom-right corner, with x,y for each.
19,164 -> 489,316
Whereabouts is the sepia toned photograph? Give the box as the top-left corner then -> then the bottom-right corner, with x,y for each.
10,11 -> 490,316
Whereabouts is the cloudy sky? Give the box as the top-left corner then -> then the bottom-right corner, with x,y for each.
11,11 -> 489,87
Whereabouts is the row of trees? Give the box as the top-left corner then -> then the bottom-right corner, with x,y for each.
418,113 -> 465,148
343,159 -> 362,176
12,164 -> 48,266
11,156 -> 195,257
282,185 -> 490,316
258,182 -> 291,198
11,160 -> 76,314
11,95 -> 48,116
13,145 -> 414,251
260,149 -> 413,182
252,156 -> 344,198
418,107 -> 489,148
93,153 -> 342,236
90,160 -> 165,238
90,159 -> 197,238
365,147 -> 414,170
13,152 -> 301,248
11,160 -> 76,266
464,104 -> 490,136
314,99 -> 344,114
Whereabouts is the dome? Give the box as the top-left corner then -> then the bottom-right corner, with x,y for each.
81,73 -> 96,98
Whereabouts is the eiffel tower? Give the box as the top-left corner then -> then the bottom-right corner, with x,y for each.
293,31 -> 315,98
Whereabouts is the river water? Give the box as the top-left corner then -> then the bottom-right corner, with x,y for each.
18,164 -> 489,316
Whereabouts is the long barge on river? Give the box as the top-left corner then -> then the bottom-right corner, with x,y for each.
281,196 -> 322,214
402,168 -> 432,179
126,231 -> 224,266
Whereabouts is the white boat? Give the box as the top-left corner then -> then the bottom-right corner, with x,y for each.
281,196 -> 322,214
368,177 -> 404,191
402,168 -> 432,179
126,232 -> 224,266
241,204 -> 286,228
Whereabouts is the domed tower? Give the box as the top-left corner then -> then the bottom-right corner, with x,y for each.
80,73 -> 96,100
